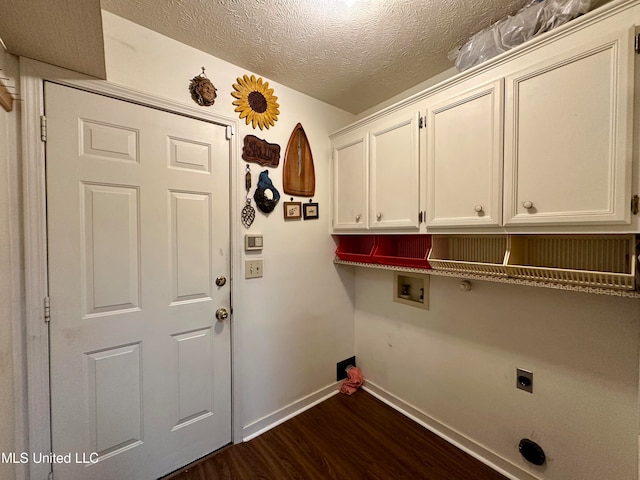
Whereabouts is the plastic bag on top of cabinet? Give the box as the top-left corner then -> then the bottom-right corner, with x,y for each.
450,0 -> 592,72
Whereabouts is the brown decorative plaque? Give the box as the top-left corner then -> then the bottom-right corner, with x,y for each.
242,135 -> 281,167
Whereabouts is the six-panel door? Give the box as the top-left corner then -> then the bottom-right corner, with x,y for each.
46,83 -> 232,480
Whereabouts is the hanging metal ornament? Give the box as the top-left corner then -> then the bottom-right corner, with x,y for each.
241,199 -> 255,228
189,67 -> 217,107
241,164 -> 256,228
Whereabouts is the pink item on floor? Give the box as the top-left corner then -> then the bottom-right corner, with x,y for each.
340,366 -> 364,395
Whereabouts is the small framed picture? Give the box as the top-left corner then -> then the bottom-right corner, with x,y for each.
283,201 -> 302,220
303,202 -> 319,220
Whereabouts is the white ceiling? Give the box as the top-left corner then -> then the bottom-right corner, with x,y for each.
101,0 -> 531,114
0,0 -> 608,114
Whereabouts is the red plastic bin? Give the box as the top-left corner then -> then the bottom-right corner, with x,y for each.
372,235 -> 432,269
335,235 -> 376,263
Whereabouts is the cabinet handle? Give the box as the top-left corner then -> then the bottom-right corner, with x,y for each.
376,213 -> 382,221
523,201 -> 534,210
355,214 -> 361,222
474,205 -> 483,213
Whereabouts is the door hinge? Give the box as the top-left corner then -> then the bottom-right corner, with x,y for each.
40,115 -> 47,142
418,211 -> 423,223
419,116 -> 425,129
44,296 -> 50,323
632,194 -> 639,215
635,33 -> 640,54
225,125 -> 234,140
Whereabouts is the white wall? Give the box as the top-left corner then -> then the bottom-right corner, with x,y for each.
0,48 -> 21,480
355,269 -> 640,480
101,11 -> 357,436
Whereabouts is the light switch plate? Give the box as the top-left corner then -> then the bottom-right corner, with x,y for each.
245,259 -> 263,279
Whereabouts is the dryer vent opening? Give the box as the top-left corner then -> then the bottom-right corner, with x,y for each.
518,438 -> 546,466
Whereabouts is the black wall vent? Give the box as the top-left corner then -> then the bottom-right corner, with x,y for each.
518,438 -> 546,466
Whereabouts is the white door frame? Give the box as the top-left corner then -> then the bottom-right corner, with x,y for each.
19,57 -> 242,480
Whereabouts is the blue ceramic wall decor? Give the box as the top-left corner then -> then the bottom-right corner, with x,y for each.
253,170 -> 280,214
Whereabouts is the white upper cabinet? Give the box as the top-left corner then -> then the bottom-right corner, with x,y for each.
331,106 -> 421,232
369,108 -> 420,230
332,127 -> 368,231
331,5 -> 640,234
426,79 -> 504,228
503,28 -> 635,226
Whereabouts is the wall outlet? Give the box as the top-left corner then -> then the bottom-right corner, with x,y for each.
516,368 -> 533,393
336,356 -> 356,381
245,259 -> 263,279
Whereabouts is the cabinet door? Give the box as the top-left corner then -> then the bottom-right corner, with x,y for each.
369,108 -> 420,230
504,29 -> 634,226
426,79 -> 503,228
332,129 -> 368,230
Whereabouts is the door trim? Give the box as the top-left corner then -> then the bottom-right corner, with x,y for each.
19,57 -> 241,480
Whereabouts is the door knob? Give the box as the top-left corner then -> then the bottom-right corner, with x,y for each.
216,307 -> 229,321
523,201 -> 534,210
474,205 -> 483,213
376,213 -> 382,221
215,275 -> 227,287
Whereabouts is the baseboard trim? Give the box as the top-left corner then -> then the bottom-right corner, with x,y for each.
242,382 -> 341,442
363,381 -> 539,480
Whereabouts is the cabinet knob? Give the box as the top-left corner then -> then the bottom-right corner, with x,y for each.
474,205 -> 483,213
523,201 -> 534,210
355,214 -> 361,222
376,213 -> 382,221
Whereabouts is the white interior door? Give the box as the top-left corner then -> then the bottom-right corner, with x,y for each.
46,82 -> 231,480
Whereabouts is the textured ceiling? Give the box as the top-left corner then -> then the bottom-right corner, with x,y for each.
0,0 -> 608,114
101,0 -> 532,114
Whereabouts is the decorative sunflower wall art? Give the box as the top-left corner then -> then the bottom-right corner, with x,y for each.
231,74 -> 280,130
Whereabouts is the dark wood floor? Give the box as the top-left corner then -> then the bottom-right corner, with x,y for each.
163,390 -> 508,480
